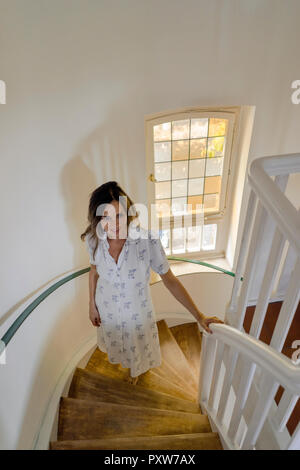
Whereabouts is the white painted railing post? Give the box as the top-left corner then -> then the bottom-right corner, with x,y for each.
199,152 -> 300,451
225,189 -> 257,326
242,373 -> 280,449
286,422 -> 300,450
198,332 -> 216,406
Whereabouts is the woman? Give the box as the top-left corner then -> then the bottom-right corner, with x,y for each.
81,181 -> 224,385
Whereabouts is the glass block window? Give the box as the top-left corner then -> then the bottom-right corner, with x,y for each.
160,224 -> 217,255
153,117 -> 227,219
148,110 -> 236,257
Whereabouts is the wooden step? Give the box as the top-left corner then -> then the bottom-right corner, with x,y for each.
151,357 -> 198,399
135,369 -> 198,403
57,397 -> 211,441
85,348 -> 197,403
85,347 -> 129,381
84,346 -> 195,402
50,432 -> 223,450
156,320 -> 198,391
69,367 -> 201,413
170,322 -> 202,381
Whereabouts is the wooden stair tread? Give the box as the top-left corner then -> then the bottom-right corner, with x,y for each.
85,348 -> 198,403
50,432 -> 223,450
135,369 -> 198,403
58,397 -> 211,441
151,357 -> 198,398
50,320 -> 223,450
85,347 -> 129,380
156,320 -> 198,392
170,322 -> 202,381
69,367 -> 201,413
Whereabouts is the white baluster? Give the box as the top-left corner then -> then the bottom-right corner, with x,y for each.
235,202 -> 270,331
249,227 -> 285,339
270,257 -> 300,352
242,373 -> 280,449
198,332 -> 217,406
208,340 -> 225,411
216,344 -> 239,425
226,189 -> 257,326
227,356 -> 256,442
271,389 -> 299,432
285,421 -> 300,450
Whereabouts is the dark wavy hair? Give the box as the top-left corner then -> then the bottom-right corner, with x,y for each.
80,181 -> 140,260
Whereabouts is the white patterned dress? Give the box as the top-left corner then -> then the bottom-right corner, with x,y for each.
85,225 -> 170,377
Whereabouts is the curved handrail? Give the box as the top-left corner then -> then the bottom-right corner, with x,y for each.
0,257 -> 240,351
167,256 -> 243,279
205,323 -> 300,394
249,153 -> 300,254
0,268 -> 90,351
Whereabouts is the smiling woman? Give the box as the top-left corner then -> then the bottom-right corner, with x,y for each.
81,181 -> 171,380
81,181 -> 224,382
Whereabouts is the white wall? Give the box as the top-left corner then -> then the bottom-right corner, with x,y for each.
1,0 -> 300,331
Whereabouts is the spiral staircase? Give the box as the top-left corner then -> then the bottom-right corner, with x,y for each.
1,154 -> 299,450
49,320 -> 223,450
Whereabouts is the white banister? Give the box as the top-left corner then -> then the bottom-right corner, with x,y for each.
213,154 -> 300,449
227,358 -> 256,442
199,323 -> 300,450
242,373 -> 280,450
248,154 -> 300,254
207,340 -> 225,410
216,345 -> 239,425
286,422 -> 300,450
270,257 -> 300,352
198,331 -> 216,405
249,226 -> 286,339
226,188 -> 257,322
271,390 -> 299,432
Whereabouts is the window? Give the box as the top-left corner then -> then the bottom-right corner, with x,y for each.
145,107 -> 238,259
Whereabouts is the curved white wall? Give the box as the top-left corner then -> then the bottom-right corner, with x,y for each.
0,270 -> 232,449
1,0 -> 300,448
0,270 -> 95,449
1,0 -> 300,320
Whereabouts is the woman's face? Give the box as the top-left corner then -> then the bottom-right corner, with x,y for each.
100,200 -> 127,239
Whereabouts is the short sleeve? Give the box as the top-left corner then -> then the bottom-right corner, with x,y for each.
148,230 -> 170,275
85,233 -> 97,265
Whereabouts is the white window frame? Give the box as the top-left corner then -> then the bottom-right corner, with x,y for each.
145,106 -> 240,261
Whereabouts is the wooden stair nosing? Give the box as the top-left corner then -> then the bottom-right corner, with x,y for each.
84,324 -> 199,393
57,397 -> 211,441
69,367 -> 201,414
84,358 -> 198,403
84,347 -> 196,400
157,320 -> 198,390
137,369 -> 198,403
170,322 -> 202,379
50,432 -> 223,450
152,357 -> 198,397
85,349 -> 129,380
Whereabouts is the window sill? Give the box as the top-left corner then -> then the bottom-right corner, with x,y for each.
168,256 -> 233,277
150,255 -> 233,284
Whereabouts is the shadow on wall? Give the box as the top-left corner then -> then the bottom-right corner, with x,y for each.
60,91 -> 153,271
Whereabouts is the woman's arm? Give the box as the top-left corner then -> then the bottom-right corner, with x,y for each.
89,265 -> 101,326
160,268 -> 224,334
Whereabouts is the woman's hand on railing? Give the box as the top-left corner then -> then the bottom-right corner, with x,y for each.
198,315 -> 224,334
89,302 -> 101,327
